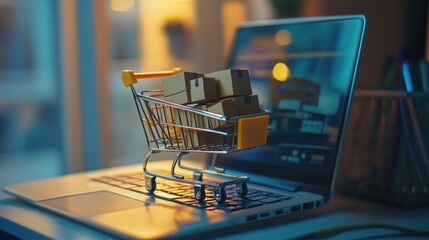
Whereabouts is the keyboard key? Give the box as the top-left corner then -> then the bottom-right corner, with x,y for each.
205,199 -> 218,204
182,193 -> 196,198
247,189 -> 262,194
154,191 -> 183,199
244,192 -> 262,198
189,202 -> 212,209
174,198 -> 197,205
132,181 -> 147,187
239,201 -> 263,208
224,202 -> 238,207
104,181 -> 124,186
170,189 -> 187,194
122,178 -> 144,183
279,196 -> 292,200
115,176 -> 132,181
230,197 -> 251,203
128,173 -> 145,178
248,195 -> 270,201
258,197 -> 281,204
117,183 -> 139,189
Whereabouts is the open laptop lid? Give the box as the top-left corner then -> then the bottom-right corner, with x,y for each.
217,15 -> 366,196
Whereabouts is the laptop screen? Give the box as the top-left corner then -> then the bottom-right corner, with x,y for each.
218,16 -> 366,189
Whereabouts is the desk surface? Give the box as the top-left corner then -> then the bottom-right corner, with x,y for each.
1,193 -> 429,240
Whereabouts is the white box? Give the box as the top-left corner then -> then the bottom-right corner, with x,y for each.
190,77 -> 218,103
205,69 -> 252,98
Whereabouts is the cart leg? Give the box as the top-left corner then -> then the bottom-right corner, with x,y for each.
171,152 -> 187,179
211,154 -> 225,173
194,184 -> 206,202
143,150 -> 157,174
145,175 -> 157,193
214,187 -> 226,204
235,181 -> 248,197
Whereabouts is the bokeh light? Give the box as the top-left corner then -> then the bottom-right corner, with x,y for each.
272,62 -> 291,81
274,30 -> 292,46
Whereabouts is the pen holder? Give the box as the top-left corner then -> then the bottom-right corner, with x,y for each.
338,90 -> 429,208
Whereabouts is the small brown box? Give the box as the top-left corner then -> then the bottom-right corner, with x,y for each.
181,130 -> 223,149
197,131 -> 223,147
162,72 -> 202,97
205,69 -> 252,98
233,95 -> 260,115
190,77 -> 218,103
207,98 -> 238,117
181,129 -> 200,149
174,108 -> 197,127
164,90 -> 191,104
195,105 -> 208,111
194,105 -> 221,129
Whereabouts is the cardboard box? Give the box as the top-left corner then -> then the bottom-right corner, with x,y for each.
179,129 -> 199,149
162,71 -> 202,97
164,90 -> 191,104
175,105 -> 221,129
195,105 -> 208,111
179,129 -> 222,149
198,131 -> 224,147
179,122 -> 236,149
191,104 -> 225,130
207,98 -> 238,117
233,95 -> 260,115
190,77 -> 218,103
194,125 -> 235,148
174,108 -> 197,127
205,69 -> 252,98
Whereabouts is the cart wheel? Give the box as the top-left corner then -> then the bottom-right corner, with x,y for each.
214,187 -> 226,204
145,176 -> 156,193
236,182 -> 248,197
194,184 -> 206,202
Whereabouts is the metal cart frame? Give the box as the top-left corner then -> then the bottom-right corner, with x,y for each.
121,69 -> 270,203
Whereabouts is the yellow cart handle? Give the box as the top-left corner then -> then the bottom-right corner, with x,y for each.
121,68 -> 183,87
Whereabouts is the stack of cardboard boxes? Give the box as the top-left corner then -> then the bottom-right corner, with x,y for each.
162,69 -> 260,115
162,69 -> 261,148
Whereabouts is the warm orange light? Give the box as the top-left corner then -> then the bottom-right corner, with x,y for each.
272,63 -> 291,81
274,30 -> 292,46
111,0 -> 135,12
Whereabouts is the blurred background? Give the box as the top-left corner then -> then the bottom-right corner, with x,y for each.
0,0 -> 427,199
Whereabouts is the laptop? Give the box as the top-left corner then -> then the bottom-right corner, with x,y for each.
4,15 -> 366,239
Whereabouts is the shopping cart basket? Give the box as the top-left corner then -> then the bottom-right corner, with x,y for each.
121,69 -> 270,203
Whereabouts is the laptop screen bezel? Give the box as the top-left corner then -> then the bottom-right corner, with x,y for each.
218,15 -> 366,194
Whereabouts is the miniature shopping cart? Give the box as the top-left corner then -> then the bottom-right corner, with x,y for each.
121,68 -> 270,203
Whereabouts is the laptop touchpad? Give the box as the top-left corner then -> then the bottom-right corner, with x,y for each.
39,191 -> 148,217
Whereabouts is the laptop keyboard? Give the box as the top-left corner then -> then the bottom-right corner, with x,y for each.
92,172 -> 293,212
